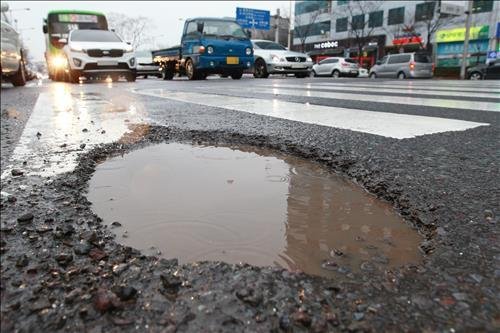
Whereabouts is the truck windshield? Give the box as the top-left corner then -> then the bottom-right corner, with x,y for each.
201,20 -> 247,39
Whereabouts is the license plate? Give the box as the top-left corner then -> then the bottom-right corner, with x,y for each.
226,57 -> 239,65
292,64 -> 307,69
351,70 -> 358,74
98,61 -> 118,66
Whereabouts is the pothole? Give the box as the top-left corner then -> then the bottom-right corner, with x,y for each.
88,143 -> 422,277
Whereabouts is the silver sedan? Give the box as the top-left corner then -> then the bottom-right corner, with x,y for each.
252,40 -> 313,78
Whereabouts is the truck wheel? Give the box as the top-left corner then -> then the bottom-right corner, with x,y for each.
295,73 -> 308,78
11,59 -> 27,87
231,70 -> 243,80
185,59 -> 200,80
162,67 -> 174,80
253,59 -> 269,78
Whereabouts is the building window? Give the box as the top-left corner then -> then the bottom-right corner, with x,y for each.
368,11 -> 383,28
337,0 -> 348,5
352,14 -> 365,30
415,2 -> 435,21
336,17 -> 348,32
388,7 -> 404,25
472,0 -> 493,13
295,1 -> 330,15
295,21 -> 331,37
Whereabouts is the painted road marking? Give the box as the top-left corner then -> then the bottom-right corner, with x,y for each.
135,89 -> 488,139
241,87 -> 500,112
265,83 -> 500,99
1,84 -> 146,178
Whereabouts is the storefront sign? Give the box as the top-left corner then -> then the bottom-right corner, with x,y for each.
436,25 -> 489,43
392,36 -> 423,45
313,40 -> 339,49
497,22 -> 500,38
487,51 -> 497,59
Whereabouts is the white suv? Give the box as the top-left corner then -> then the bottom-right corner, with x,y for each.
311,57 -> 359,78
61,29 -> 136,83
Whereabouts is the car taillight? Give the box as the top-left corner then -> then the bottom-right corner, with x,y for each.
409,61 -> 415,70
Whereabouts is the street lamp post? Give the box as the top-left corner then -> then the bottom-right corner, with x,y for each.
460,0 -> 473,80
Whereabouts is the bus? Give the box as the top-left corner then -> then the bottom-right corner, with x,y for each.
43,10 -> 108,80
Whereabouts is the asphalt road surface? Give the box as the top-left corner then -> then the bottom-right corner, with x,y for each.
1,76 -> 499,332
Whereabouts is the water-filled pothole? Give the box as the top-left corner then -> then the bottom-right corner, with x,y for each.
88,143 -> 422,277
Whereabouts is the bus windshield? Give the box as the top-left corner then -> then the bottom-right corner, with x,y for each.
47,12 -> 108,48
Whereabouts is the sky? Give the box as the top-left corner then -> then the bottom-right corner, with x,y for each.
7,1 -> 290,61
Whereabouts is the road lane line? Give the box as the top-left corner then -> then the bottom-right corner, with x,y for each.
264,83 -> 499,99
242,87 -> 499,112
135,89 -> 488,139
1,85 -> 146,179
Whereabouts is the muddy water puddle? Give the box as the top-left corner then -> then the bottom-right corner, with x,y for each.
88,143 -> 422,277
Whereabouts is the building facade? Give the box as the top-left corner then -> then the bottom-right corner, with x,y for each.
293,0 -> 499,69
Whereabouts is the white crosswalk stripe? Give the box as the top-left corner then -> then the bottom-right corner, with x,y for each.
237,87 -> 499,112
135,88 -> 489,139
264,83 -> 500,99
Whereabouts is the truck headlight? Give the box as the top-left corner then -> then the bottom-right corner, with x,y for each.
245,47 -> 252,56
207,46 -> 214,54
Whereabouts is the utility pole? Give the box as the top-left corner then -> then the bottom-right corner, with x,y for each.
460,0 -> 473,80
275,9 -> 280,43
287,0 -> 292,49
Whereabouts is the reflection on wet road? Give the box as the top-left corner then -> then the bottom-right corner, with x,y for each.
1,83 -> 147,178
88,143 -> 422,277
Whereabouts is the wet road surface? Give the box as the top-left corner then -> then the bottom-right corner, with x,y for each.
1,76 -> 499,332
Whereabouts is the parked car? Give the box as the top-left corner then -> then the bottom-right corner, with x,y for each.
369,52 -> 433,79
467,59 -> 500,80
60,29 -> 136,83
1,2 -> 26,86
252,39 -> 313,78
311,57 -> 359,78
135,50 -> 161,78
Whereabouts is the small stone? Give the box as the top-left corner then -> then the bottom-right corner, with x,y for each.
89,248 -> 107,261
60,143 -> 67,148
16,254 -> 29,267
55,253 -> 73,266
469,273 -> 483,283
82,128 -> 88,132
11,169 -> 24,176
112,263 -> 128,275
113,285 -> 137,301
452,292 -> 467,301
321,260 -> 338,271
484,210 -> 494,220
111,221 -> 122,227
7,196 -> 17,203
74,243 -> 92,255
17,213 -> 34,224
235,288 -> 262,306
94,288 -> 121,313
36,132 -> 42,138
353,312 -> 364,321
292,310 -> 311,327
101,130 -> 106,134
160,274 -> 182,292
80,143 -> 86,149
330,248 -> 344,257
360,261 -> 375,271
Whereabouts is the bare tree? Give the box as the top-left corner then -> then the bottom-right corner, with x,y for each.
384,4 -> 458,54
334,1 -> 383,64
107,12 -> 155,50
294,10 -> 321,52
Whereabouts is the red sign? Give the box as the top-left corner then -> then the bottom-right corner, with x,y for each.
392,36 -> 423,45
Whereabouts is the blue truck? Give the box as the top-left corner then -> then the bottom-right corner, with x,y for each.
152,17 -> 254,80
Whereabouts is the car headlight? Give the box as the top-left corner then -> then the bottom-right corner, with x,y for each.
51,55 -> 67,69
125,46 -> 134,53
271,54 -> 280,63
245,47 -> 252,56
207,46 -> 214,54
306,56 -> 312,62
